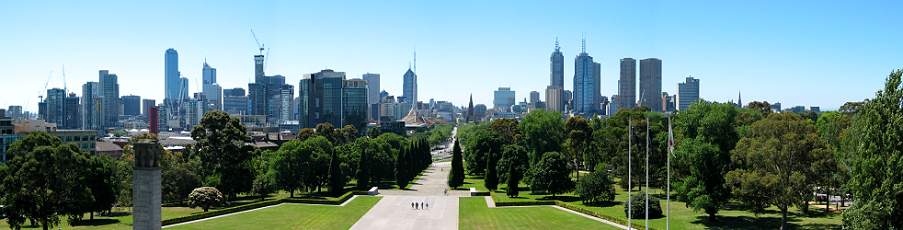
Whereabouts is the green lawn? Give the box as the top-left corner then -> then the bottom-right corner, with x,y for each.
490,183 -> 843,230
459,197 -> 620,230
0,207 -> 202,230
168,196 -> 381,230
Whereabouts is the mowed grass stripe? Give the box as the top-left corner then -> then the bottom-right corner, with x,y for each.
459,197 -> 620,230
168,196 -> 381,230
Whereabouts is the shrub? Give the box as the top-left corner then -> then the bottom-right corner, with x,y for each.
576,170 -> 616,205
624,192 -> 662,219
187,187 -> 225,212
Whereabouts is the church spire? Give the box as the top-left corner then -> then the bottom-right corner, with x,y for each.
737,91 -> 743,108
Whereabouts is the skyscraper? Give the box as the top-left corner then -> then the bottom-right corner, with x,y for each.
573,39 -> 599,115
164,49 -> 180,111
549,39 -> 565,112
142,99 -> 155,117
342,79 -> 369,131
639,58 -> 662,112
677,77 -> 700,111
618,58 -> 637,109
402,68 -> 417,104
81,82 -> 100,130
493,87 -> 515,113
99,70 -> 120,129
202,61 -> 222,110
179,77 -> 189,102
545,86 -> 563,114
299,69 -> 346,128
122,95 -> 141,116
6,106 -> 23,120
63,93 -> 80,129
363,73 -> 380,121
44,88 -> 65,125
223,88 -> 248,115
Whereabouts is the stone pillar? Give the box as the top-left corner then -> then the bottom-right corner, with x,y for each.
133,140 -> 162,230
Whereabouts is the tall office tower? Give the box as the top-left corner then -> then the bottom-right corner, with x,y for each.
342,79 -> 369,131
363,73 -> 380,121
44,88 -> 66,125
599,96 -> 610,116
618,58 -> 636,109
545,86 -> 563,113
609,94 -> 619,115
529,91 -> 541,105
63,93 -> 80,129
563,90 -> 573,112
164,49 -> 180,112
593,62 -> 601,110
677,76 -> 700,111
277,85 -> 294,123
299,69 -> 346,128
639,58 -> 662,112
493,87 -> 515,113
142,99 -> 155,116
402,68 -> 417,104
179,77 -> 189,102
550,39 -> 565,112
183,93 -> 209,127
573,39 -> 598,115
662,92 -> 676,112
6,106 -> 22,120
223,88 -> 248,115
99,70 -> 121,128
122,95 -> 141,116
202,61 -> 222,110
81,82 -> 100,130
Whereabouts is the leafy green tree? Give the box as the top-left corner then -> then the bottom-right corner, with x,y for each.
85,156 -> 119,220
727,113 -> 826,229
448,139 -> 465,189
565,116 -> 592,181
355,140 -> 373,189
490,118 -> 521,144
187,187 -> 225,212
745,101 -> 773,116
576,170 -> 615,205
815,111 -> 852,212
328,148 -> 345,195
251,150 -> 277,200
303,136 -> 334,193
395,143 -> 412,189
520,110 -> 564,164
673,137 -> 727,220
161,150 -> 201,203
496,144 -> 529,186
368,137 -> 396,186
672,101 -> 738,220
843,69 -> 903,229
1,133 -> 91,230
190,110 -> 254,200
528,152 -> 575,197
273,140 -> 306,197
484,149 -> 499,191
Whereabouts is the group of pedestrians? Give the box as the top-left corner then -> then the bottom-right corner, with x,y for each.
411,201 -> 431,210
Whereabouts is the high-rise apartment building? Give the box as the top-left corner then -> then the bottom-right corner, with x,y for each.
81,82 -> 100,130
549,40 -> 565,112
99,70 -> 120,128
363,73 -> 380,121
402,68 -> 417,104
342,79 -> 369,131
63,93 -> 80,129
677,77 -> 700,111
223,88 -> 248,115
545,86 -> 563,114
618,58 -> 637,109
639,58 -> 662,112
493,87 -> 515,113
142,99 -> 155,117
6,106 -> 22,120
122,95 -> 141,116
43,88 -> 66,125
299,69 -> 367,130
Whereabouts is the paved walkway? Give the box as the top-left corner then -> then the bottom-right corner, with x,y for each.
350,161 -> 463,230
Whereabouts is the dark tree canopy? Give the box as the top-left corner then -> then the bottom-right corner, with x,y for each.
191,110 -> 253,200
528,152 -> 575,196
448,139 -> 465,189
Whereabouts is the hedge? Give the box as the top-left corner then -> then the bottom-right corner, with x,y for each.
494,200 -> 556,207
162,191 -> 357,226
555,201 -> 655,230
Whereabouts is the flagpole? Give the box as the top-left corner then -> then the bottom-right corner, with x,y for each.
627,119 -> 632,230
667,114 -> 672,230
645,116 -> 650,230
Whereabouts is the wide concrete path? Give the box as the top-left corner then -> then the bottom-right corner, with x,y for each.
350,161 -> 464,230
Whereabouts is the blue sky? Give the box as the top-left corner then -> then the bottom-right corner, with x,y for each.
2,0 -> 901,112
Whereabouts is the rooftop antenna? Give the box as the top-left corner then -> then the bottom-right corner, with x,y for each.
555,37 -> 560,51
413,49 -> 417,73
61,65 -> 67,94
581,35 -> 586,53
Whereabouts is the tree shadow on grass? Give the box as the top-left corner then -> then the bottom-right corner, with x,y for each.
692,215 -> 786,230
536,195 -> 582,202
582,200 -> 622,208
71,218 -> 121,226
104,211 -> 130,217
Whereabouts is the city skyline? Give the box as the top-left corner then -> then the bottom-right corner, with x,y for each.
3,1 -> 903,112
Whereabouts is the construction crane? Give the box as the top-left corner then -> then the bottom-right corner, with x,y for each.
251,29 -> 270,71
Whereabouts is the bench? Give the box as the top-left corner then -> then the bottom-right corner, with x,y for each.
469,187 -> 489,196
368,187 -> 379,195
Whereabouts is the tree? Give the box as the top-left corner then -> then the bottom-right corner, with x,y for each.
625,193 -> 662,219
520,110 -> 564,165
187,187 -> 225,212
490,118 -> 520,144
673,138 -> 727,220
355,140 -> 372,189
576,170 -> 615,205
484,149 -> 499,191
816,111 -> 852,212
85,156 -> 119,220
497,144 -> 528,197
395,143 -> 412,189
448,139 -> 465,189
1,133 -> 91,230
191,110 -> 253,200
843,69 -> 903,229
328,147 -> 345,195
746,101 -> 773,116
565,116 -> 592,181
672,101 -> 738,220
161,150 -> 201,203
273,140 -> 306,197
727,113 -> 826,229
528,152 -> 575,197
251,150 -> 277,200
